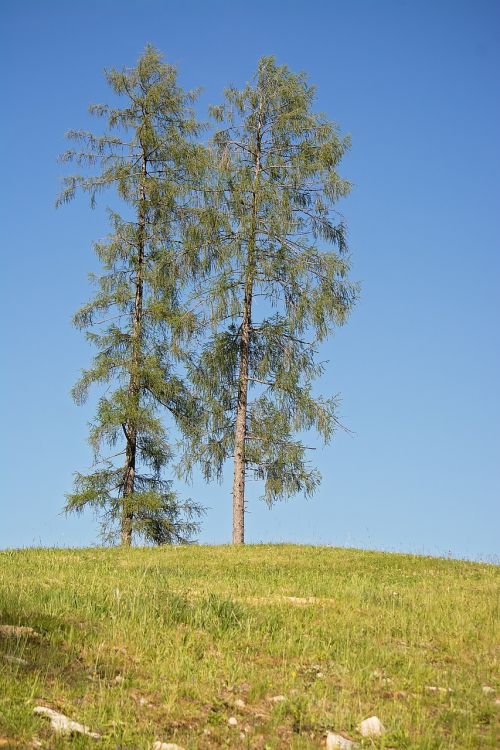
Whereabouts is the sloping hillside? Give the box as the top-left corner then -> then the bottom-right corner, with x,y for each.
0,545 -> 498,748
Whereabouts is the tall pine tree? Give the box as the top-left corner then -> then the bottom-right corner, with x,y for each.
184,57 -> 358,543
58,46 -> 207,545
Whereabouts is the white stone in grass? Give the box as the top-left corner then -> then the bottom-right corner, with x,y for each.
0,625 -> 40,638
228,716 -> 238,727
358,715 -> 385,738
482,686 -> 495,694
33,707 -> 100,738
270,695 -> 286,703
326,732 -> 358,749
425,685 -> 453,693
2,654 -> 28,665
152,743 -> 185,750
234,698 -> 246,708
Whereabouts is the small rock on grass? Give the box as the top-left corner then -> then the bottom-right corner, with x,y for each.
482,686 -> 495,695
33,707 -> 100,739
152,743 -> 185,750
326,732 -> 358,749
359,716 -> 385,738
228,716 -> 238,727
0,625 -> 40,638
425,685 -> 452,694
2,654 -> 28,665
234,698 -> 246,708
269,695 -> 286,703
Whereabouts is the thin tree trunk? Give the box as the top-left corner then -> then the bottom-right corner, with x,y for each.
232,281 -> 252,543
121,425 -> 136,546
231,102 -> 262,544
121,151 -> 147,547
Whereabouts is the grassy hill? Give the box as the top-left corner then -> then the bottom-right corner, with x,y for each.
0,545 -> 498,749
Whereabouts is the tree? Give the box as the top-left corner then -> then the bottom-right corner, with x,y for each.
183,57 -> 358,543
58,46 -> 207,545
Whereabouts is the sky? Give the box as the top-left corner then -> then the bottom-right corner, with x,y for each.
1,0 -> 499,560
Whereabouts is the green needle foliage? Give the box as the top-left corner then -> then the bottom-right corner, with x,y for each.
58,46 -> 208,546
184,57 -> 358,543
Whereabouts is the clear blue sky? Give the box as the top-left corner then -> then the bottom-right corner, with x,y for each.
1,0 -> 499,559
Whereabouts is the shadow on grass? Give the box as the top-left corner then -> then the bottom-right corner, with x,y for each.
0,592 -> 92,688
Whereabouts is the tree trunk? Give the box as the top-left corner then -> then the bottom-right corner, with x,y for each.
121,426 -> 135,546
121,151 -> 147,547
231,101 -> 262,544
232,282 -> 252,543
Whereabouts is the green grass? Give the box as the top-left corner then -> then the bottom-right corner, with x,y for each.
0,545 -> 498,749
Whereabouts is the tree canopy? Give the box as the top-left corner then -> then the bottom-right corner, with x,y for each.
182,57 -> 357,542
60,49 -> 356,545
59,46 -> 208,544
